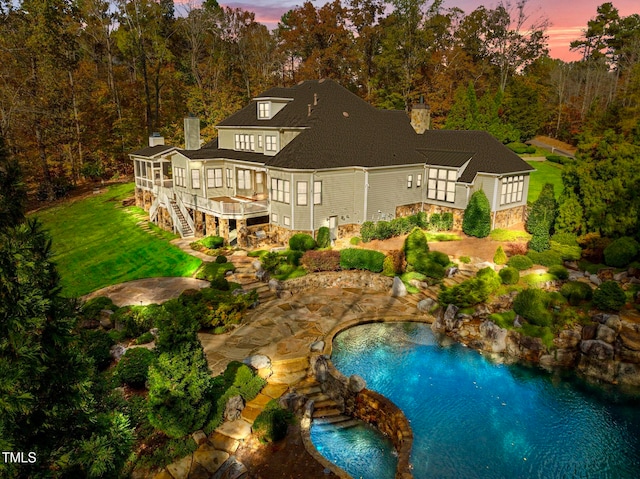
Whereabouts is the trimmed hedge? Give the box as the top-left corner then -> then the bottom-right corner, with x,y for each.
115,347 -> 155,388
551,233 -> 579,247
412,256 -> 445,279
604,237 -> 639,268
339,248 -> 385,273
550,241 -> 581,261
560,281 -> 593,306
360,221 -> 376,243
300,250 -> 341,272
499,267 -> 520,285
593,281 -> 627,311
462,190 -> 491,238
316,227 -> 331,249
438,267 -> 500,307
427,250 -> 450,267
404,228 -> 429,265
201,236 -> 224,249
289,233 -> 317,252
252,400 -> 295,443
507,254 -> 533,271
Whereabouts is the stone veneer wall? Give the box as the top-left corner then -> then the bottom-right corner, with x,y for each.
351,390 -> 413,479
283,271 -> 393,294
422,204 -> 464,230
493,205 -> 526,229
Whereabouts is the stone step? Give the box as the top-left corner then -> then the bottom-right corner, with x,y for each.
296,385 -> 322,396
258,292 -> 275,301
313,399 -> 340,409
268,369 -> 307,385
306,392 -> 331,403
312,407 -> 342,418
314,418 -> 360,431
313,415 -> 351,425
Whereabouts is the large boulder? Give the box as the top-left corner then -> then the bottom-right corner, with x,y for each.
554,329 -> 581,349
243,354 -> 271,370
110,344 -> 126,362
617,363 -> 640,386
596,324 -> 617,344
619,321 -> 640,351
443,304 -> 461,332
577,355 -> 616,383
391,277 -> 408,297
480,320 -> 507,353
278,392 -> 307,414
580,340 -> 615,361
417,298 -> 436,313
348,375 -> 366,393
224,395 -> 245,422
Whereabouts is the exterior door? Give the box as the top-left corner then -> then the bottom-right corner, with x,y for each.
329,216 -> 338,243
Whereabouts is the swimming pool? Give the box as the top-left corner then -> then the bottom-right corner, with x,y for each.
311,322 -> 640,478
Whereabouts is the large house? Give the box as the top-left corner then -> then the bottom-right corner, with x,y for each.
131,79 -> 534,247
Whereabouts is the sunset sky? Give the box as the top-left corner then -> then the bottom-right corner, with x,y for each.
176,1 -> 639,61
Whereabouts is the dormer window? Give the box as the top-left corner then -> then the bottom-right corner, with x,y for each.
258,102 -> 270,119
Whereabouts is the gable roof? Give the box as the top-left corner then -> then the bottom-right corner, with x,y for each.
131,145 -> 175,158
134,80 -> 534,183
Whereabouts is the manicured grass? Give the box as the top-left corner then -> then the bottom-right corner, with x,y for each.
489,229 -> 532,242
526,161 -> 564,201
33,183 -> 202,297
425,232 -> 461,242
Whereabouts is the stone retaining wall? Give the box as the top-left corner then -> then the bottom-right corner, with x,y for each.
283,270 -> 393,294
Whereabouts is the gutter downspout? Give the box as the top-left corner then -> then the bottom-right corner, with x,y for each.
290,172 -> 295,231
310,171 -> 316,237
364,169 -> 369,222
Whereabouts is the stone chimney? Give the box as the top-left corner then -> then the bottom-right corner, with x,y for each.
184,116 -> 201,150
410,100 -> 430,134
148,132 -> 164,147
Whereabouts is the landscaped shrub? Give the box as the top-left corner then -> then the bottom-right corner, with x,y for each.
201,236 -> 224,249
383,250 -> 405,276
154,300 -> 200,352
548,265 -> 568,280
593,281 -> 627,311
404,227 -> 429,265
560,281 -> 593,306
507,142 -> 536,154
438,267 -> 500,307
459,256 -> 471,264
412,257 -> 445,279
339,248 -> 385,273
300,250 -> 341,272
513,288 -> 553,327
80,329 -> 115,370
526,183 -> 557,251
135,332 -> 155,345
413,211 -> 429,229
252,400 -> 295,443
115,347 -> 155,388
350,236 -> 361,245
222,361 -> 267,400
210,277 -> 230,291
578,233 -> 611,263
111,304 -> 163,338
549,241 -> 582,261
316,226 -> 331,248
390,216 -> 412,236
507,254 -> 533,271
546,154 -> 566,164
148,342 -> 214,438
286,249 -> 304,266
215,255 -> 227,264
462,190 -> 491,238
493,246 -> 507,265
499,267 -> 520,285
604,237 -> 639,268
441,212 -> 454,231
81,296 -> 118,320
261,252 -> 283,273
289,233 -> 317,252
360,221 -> 376,242
505,242 -> 528,256
196,262 -> 235,281
526,250 -> 563,267
551,232 -> 579,247
528,232 -> 551,252
429,213 -> 442,231
555,196 -> 584,236
375,221 -> 393,240
427,250 -> 450,267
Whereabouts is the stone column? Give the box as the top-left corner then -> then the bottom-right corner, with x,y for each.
135,188 -> 144,208
194,211 -> 204,237
219,218 -> 230,245
205,214 -> 217,237
237,219 -> 248,248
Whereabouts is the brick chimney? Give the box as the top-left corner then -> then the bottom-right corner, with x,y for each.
148,132 -> 164,147
184,116 -> 201,150
410,99 -> 430,134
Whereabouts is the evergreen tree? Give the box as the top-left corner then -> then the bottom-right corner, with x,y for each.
526,183 -> 557,252
0,135 -> 26,229
462,190 -> 491,238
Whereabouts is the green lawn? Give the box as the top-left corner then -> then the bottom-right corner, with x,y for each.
33,183 -> 202,297
526,160 -> 564,201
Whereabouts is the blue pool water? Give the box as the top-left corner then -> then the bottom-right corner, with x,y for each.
311,322 -> 640,479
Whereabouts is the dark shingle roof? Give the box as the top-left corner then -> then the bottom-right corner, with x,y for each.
130,145 -> 175,157
142,80 -> 534,184
416,130 -> 534,183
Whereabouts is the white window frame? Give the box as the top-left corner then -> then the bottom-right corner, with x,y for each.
237,169 -> 251,190
207,168 -> 223,188
174,167 -> 185,187
500,175 -> 525,205
258,102 -> 270,119
313,181 -> 322,205
191,169 -> 201,189
226,168 -> 233,188
283,215 -> 291,227
271,213 -> 278,223
417,174 -> 422,187
427,168 -> 456,203
271,178 -> 290,204
265,135 -> 277,152
257,135 -> 263,149
407,175 -> 413,188
297,181 -> 308,206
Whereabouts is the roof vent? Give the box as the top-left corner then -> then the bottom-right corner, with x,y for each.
319,78 -> 326,84
343,111 -> 349,118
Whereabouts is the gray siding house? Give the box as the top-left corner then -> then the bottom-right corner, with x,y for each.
131,79 -> 534,246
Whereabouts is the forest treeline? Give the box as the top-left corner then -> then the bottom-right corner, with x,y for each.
0,0 -> 639,201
